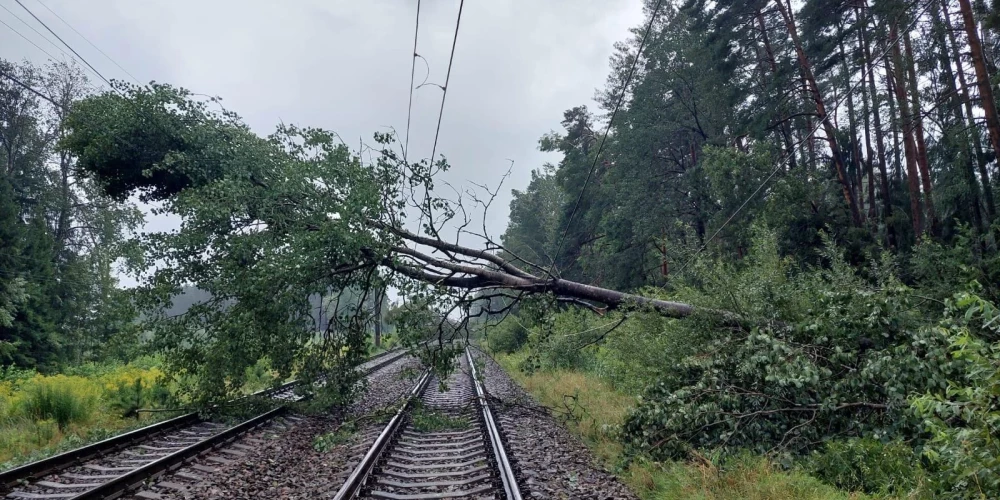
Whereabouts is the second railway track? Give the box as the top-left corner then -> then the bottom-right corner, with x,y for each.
334,346 -> 521,500
0,348 -> 411,500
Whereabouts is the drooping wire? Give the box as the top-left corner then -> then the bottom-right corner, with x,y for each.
33,0 -> 142,85
546,0 -> 666,277
0,65 -> 61,108
0,2 -> 70,60
427,0 -> 465,166
14,0 -> 113,88
0,16 -> 60,63
402,0 -> 422,165
671,0 -> 935,278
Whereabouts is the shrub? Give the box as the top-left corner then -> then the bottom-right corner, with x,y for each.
621,230 -> 960,459
911,291 -> 1000,498
243,357 -> 278,393
528,308 -> 600,371
804,438 -> 922,494
19,377 -> 97,430
486,318 -> 529,354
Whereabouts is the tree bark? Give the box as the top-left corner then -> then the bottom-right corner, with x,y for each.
757,10 -> 797,170
774,0 -> 863,226
933,0 -> 985,234
890,22 -> 925,236
946,0 -> 997,220
884,52 -> 904,187
858,4 -> 893,240
903,30 -> 938,234
838,29 -> 864,220
958,0 -> 1000,181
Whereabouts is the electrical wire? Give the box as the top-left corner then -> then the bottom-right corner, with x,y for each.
33,0 -> 141,84
0,65 -> 60,107
0,2 -> 69,60
403,0 -> 421,165
0,15 -> 59,63
14,0 -> 112,87
427,0 -> 465,165
547,0 -> 666,277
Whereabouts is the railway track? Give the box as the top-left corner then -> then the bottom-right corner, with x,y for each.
334,346 -> 521,500
0,348 -> 410,500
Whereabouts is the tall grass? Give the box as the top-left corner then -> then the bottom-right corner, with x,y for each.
0,361 -> 175,469
20,381 -> 96,430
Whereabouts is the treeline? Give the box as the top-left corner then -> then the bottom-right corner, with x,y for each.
503,0 -> 1000,291
495,1 -> 1000,495
0,60 -> 141,370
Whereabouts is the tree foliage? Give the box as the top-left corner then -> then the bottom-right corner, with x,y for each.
0,59 -> 141,370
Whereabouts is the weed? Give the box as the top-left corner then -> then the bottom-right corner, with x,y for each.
410,405 -> 469,432
20,381 -> 96,430
313,421 -> 357,452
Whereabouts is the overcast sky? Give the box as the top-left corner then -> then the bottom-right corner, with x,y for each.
2,0 -> 642,278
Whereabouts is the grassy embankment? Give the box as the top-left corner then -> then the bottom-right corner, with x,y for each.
0,356 -> 287,470
0,358 -> 177,469
494,350 -> 879,500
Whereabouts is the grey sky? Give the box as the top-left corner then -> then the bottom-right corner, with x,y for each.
2,0 -> 641,280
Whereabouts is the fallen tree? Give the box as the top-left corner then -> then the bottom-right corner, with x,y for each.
60,83 -> 736,401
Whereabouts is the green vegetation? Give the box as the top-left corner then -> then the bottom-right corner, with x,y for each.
313,421 -> 356,452
494,352 -> 870,500
0,359 -> 178,468
6,0 -> 1000,497
410,404 -> 470,432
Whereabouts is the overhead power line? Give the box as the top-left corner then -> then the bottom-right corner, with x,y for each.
0,16 -> 60,62
403,0 -> 422,165
0,2 -> 70,60
548,0 -> 667,277
14,0 -> 113,88
427,0 -> 465,165
33,0 -> 141,84
0,66 -> 62,108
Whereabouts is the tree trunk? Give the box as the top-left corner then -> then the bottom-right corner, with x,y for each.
774,0 -> 863,226
890,22 -> 925,236
757,10 -> 797,170
958,0 -> 1000,180
838,30 -> 864,219
903,30 -> 938,234
373,290 -> 383,347
884,53 -> 904,187
946,1 -> 997,220
859,4 -> 895,246
933,0 -> 986,234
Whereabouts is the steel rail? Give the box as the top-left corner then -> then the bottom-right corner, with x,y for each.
70,406 -> 287,500
331,369 -> 432,500
332,347 -> 522,500
0,412 -> 200,489
0,347 -> 409,493
466,346 -> 522,500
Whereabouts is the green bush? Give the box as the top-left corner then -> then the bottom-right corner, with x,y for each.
805,438 -> 922,494
911,291 -> 1000,498
621,229 -> 960,459
594,309 -> 700,397
486,318 -> 529,354
106,377 -> 174,418
20,384 -> 95,430
528,308 -> 601,371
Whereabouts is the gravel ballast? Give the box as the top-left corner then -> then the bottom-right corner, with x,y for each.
472,349 -> 638,500
130,355 -> 422,500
